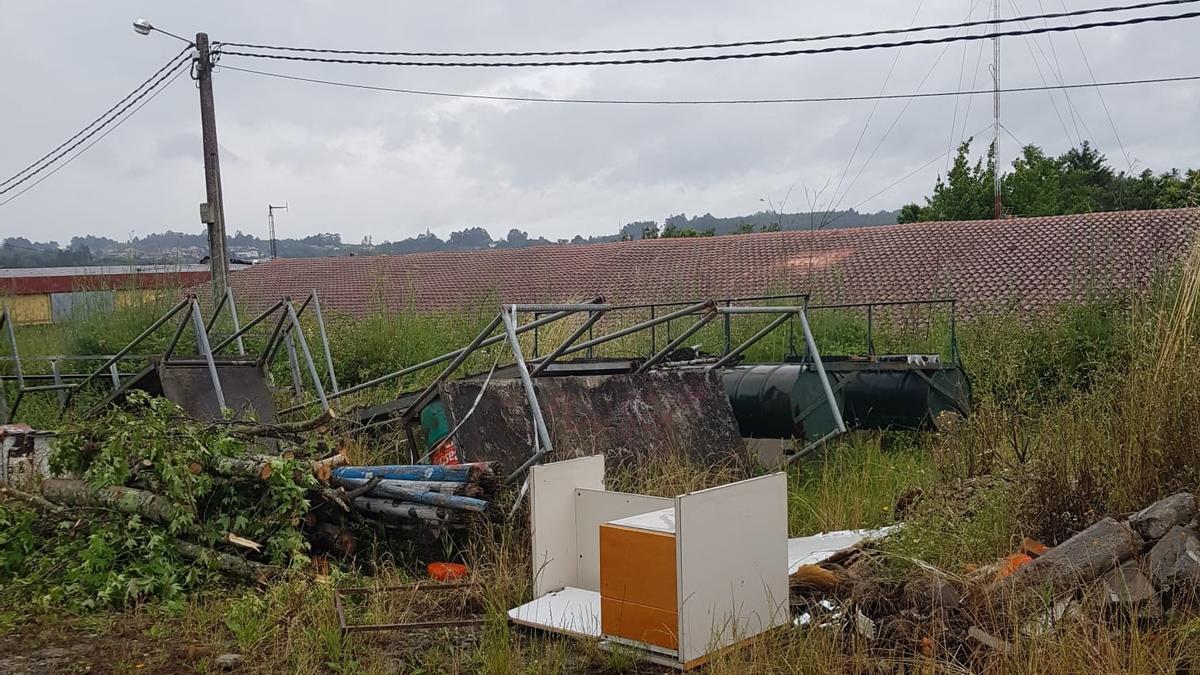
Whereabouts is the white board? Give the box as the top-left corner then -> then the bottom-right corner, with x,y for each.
675,472 -> 789,665
787,526 -> 900,574
529,455 -> 605,597
574,489 -> 673,592
607,506 -> 676,534
508,586 -> 602,638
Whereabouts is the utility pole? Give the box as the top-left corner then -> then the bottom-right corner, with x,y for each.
992,0 -> 1002,220
268,203 -> 288,260
196,33 -> 229,300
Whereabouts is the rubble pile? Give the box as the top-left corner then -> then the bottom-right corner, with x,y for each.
790,492 -> 1200,667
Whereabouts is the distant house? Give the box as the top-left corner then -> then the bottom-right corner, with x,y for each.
223,208 -> 1200,319
0,265 -> 214,324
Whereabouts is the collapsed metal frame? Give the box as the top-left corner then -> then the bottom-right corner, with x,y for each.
276,297 -> 846,471
0,288 -> 340,423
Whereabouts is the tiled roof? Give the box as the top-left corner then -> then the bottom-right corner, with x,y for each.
226,208 -> 1200,318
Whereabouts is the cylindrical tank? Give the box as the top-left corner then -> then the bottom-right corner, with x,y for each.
722,363 -> 971,441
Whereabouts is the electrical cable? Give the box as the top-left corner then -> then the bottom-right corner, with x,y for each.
0,65 -> 189,209
1061,0 -> 1134,171
217,65 -> 1200,106
214,9 -> 1200,68
0,47 -> 193,191
826,1 -> 985,225
215,0 -> 1199,58
823,0 -> 930,232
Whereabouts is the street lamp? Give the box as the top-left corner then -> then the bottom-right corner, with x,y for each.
132,17 -> 227,299
131,18 -> 193,45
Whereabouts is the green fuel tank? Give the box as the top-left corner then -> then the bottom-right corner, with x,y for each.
721,359 -> 971,442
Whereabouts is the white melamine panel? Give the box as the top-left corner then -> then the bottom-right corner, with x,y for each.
530,455 -> 605,597
574,489 -> 673,592
508,586 -> 602,638
675,473 -> 789,665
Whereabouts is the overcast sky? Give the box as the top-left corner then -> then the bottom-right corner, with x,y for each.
1,1 -> 1197,245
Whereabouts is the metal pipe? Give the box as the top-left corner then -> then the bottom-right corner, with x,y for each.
0,375 -> 7,424
286,300 -> 328,410
257,305 -> 291,370
501,306 -> 554,477
397,313 -> 503,424
560,300 -> 713,359
786,428 -> 843,465
17,383 -> 76,393
650,305 -> 657,355
799,311 -> 846,434
510,303 -> 613,312
265,293 -> 314,367
205,287 -> 229,334
63,297 -> 190,408
191,299 -> 226,412
8,388 -> 24,421
2,309 -> 23,390
529,309 -> 607,377
636,311 -> 716,374
285,331 -> 304,399
213,299 -> 284,354
706,312 -> 792,371
277,300 -> 602,415
311,290 -> 339,393
108,364 -> 121,391
51,359 -> 66,407
867,304 -> 875,357
723,300 -> 732,355
808,298 -> 955,310
716,306 -> 805,314
162,303 -> 194,362
226,286 -> 246,356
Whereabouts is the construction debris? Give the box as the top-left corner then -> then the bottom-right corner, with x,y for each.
787,491 -> 1200,670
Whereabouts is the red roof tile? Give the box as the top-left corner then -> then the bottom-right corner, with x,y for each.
226,208 -> 1200,318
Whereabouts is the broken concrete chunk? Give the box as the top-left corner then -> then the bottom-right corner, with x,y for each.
215,653 -> 244,671
967,626 -> 1012,655
902,576 -> 962,609
1100,559 -> 1157,604
1129,493 -> 1197,541
1145,525 -> 1200,590
1001,517 -> 1143,593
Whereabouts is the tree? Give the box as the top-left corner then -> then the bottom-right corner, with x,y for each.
898,140 -> 995,223
733,223 -> 755,235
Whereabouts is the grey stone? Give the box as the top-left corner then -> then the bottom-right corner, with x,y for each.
1129,493 -> 1197,541
902,576 -> 961,609
215,653 -> 244,671
1145,525 -> 1200,589
1100,559 -> 1157,604
1000,517 -> 1143,593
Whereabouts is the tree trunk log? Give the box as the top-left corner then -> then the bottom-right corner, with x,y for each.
176,541 -> 275,582
312,451 -> 349,482
206,456 -> 274,480
231,408 -> 338,439
41,479 -> 187,526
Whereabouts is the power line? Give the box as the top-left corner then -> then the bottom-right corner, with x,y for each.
1061,0 -> 1134,171
0,65 -> 189,209
0,54 -> 190,196
824,0 -> 931,231
216,0 -> 1199,58
0,47 -> 192,191
218,64 -> 1200,106
214,9 -> 1200,67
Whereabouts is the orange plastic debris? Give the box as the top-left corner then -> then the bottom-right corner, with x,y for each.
920,636 -> 935,657
1020,537 -> 1048,557
789,564 -> 841,591
428,562 -> 469,581
995,552 -> 1033,580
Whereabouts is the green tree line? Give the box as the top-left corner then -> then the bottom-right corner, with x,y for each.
898,140 -> 1200,223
